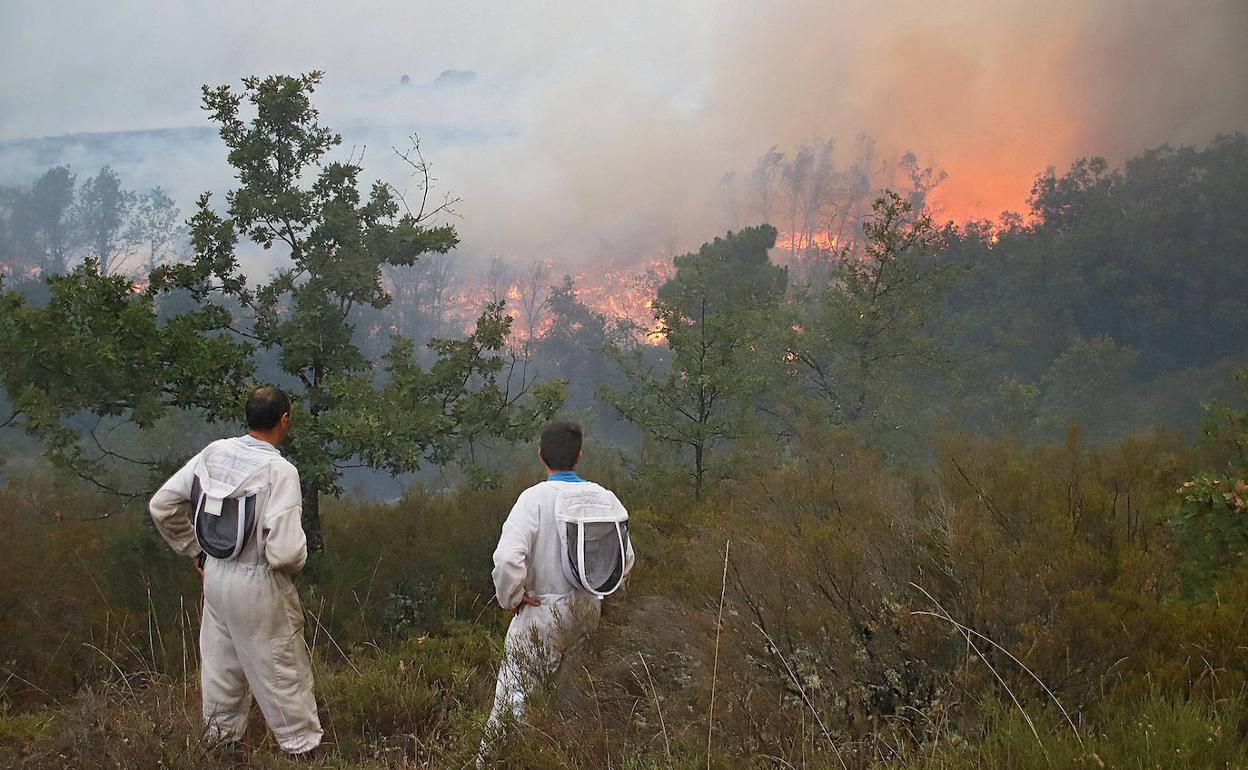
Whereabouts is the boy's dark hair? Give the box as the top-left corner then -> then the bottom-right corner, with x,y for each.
540,420 -> 583,471
246,386 -> 291,431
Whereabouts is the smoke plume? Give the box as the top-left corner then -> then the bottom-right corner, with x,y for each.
1,0 -> 1245,268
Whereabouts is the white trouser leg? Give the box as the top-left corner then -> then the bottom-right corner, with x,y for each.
200,598 -> 251,745
202,560 -> 323,754
479,595 -> 600,764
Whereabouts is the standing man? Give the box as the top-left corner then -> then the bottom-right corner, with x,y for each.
149,386 -> 323,756
480,420 -> 634,760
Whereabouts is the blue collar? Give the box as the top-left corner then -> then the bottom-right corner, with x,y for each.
548,471 -> 586,483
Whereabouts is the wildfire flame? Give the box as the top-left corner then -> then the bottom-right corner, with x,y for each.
447,256 -> 674,349
772,231 -> 841,255
0,261 -> 42,280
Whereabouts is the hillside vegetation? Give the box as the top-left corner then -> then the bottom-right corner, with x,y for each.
2,78 -> 1247,768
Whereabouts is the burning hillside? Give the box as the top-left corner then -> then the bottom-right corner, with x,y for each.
443,256 -> 674,347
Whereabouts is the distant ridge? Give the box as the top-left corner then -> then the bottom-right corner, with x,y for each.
1,121 -> 510,157
0,125 -> 216,151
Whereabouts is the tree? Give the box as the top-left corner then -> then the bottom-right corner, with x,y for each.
517,259 -> 550,353
0,255 -> 255,498
373,135 -> 462,347
898,151 -> 946,213
734,137 -> 887,289
0,73 -> 562,547
483,254 -> 514,306
938,134 -> 1248,436
1036,336 -> 1138,439
196,72 -> 558,549
533,276 -> 627,422
76,166 -> 134,275
30,166 -> 78,274
823,134 -> 879,252
1176,369 -> 1248,593
127,187 -> 184,274
604,225 -> 786,498
790,191 -> 964,434
324,305 -> 564,477
749,147 -> 784,227
539,276 -> 613,368
381,249 -> 455,346
0,186 -> 21,276
780,144 -> 814,257
1,166 -> 77,276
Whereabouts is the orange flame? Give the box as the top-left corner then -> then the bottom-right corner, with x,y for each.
772,231 -> 840,254
447,256 -> 674,349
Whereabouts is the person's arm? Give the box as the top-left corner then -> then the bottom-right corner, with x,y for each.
491,492 -> 540,611
263,462 -> 307,574
148,456 -> 202,559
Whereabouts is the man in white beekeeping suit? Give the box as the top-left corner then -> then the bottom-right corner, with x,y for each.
479,420 -> 634,762
149,386 -> 322,757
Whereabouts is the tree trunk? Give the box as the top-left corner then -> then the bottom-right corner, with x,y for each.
694,441 -> 705,501
302,480 -> 323,554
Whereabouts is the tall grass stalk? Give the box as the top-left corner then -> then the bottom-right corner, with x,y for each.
707,539 -> 729,770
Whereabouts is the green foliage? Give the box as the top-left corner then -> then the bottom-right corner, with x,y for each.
790,190 -> 966,442
4,423 -> 1248,768
0,73 -> 561,543
194,72 -> 559,548
0,702 -> 54,745
127,186 -> 183,274
532,275 -> 630,426
1034,336 -> 1137,437
604,225 -> 785,498
0,468 -> 204,696
879,695 -> 1248,770
310,477 -> 536,643
5,85 -> 1248,770
325,302 -> 564,475
942,134 -> 1248,441
318,623 -> 498,757
1175,369 -> 1248,593
0,261 -> 253,490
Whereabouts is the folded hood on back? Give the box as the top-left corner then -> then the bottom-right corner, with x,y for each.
196,436 -> 281,516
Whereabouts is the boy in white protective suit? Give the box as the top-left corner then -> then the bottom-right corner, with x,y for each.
148,386 -> 323,756
480,420 -> 634,760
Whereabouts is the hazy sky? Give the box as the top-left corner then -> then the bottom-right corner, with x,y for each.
0,0 -> 717,138
2,0 -> 1246,262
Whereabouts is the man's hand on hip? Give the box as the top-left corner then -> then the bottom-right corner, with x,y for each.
511,593 -> 540,616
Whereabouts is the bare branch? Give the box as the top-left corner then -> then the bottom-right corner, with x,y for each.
391,134 -> 462,223
82,417 -> 161,469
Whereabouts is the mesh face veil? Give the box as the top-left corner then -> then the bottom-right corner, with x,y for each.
191,476 -> 258,560
187,437 -> 278,562
554,484 -> 631,597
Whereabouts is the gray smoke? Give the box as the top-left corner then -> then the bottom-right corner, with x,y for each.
1,0 -> 1244,270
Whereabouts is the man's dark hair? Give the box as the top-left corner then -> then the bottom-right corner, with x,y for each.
246,386 -> 291,431
540,420 -> 583,471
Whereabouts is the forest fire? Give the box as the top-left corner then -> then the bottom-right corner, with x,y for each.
773,230 -> 840,255
0,261 -> 40,280
446,256 -> 673,347
3,3 -> 1246,768
569,257 -> 671,341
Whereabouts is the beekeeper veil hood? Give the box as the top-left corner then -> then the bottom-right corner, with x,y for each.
192,436 -> 281,559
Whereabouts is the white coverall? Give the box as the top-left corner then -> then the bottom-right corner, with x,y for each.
149,435 -> 323,754
483,478 -> 634,743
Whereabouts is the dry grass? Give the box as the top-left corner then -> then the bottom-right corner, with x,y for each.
3,429 -> 1248,768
